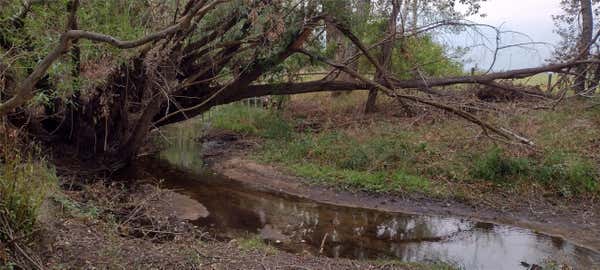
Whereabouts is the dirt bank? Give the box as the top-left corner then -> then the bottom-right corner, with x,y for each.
38,178 -> 443,270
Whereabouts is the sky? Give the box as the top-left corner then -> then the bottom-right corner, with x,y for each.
451,0 -> 563,71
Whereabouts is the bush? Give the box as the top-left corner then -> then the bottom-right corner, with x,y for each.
534,152 -> 598,196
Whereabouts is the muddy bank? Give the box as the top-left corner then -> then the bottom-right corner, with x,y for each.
40,181 -> 425,270
203,138 -> 600,254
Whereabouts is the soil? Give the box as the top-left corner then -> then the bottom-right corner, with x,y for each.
202,131 -> 600,253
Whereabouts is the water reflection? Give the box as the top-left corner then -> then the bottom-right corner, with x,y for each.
138,120 -> 600,270
155,120 -> 206,173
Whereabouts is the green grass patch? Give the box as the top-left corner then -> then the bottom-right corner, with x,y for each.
51,193 -> 101,219
469,147 -> 599,196
257,128 -> 433,194
211,104 -> 292,139
470,147 -> 530,183
237,234 -> 278,254
288,163 -> 430,193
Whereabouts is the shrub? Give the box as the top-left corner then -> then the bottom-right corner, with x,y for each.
535,152 -> 599,196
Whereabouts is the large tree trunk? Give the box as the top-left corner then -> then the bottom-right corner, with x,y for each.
574,0 -> 593,94
365,0 -> 398,113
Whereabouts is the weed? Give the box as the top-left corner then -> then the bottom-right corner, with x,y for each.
470,147 -> 530,183
534,151 -> 598,196
374,258 -> 460,270
469,147 -> 599,196
0,141 -> 57,243
52,193 -> 100,219
237,234 -> 278,254
392,170 -> 431,193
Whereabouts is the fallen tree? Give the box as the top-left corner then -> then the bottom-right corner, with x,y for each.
1,0 -> 598,170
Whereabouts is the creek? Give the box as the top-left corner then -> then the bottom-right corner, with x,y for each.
135,119 -> 600,270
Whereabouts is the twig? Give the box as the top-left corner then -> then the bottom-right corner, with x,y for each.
319,232 -> 329,255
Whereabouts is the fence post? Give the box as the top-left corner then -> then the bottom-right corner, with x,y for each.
547,72 -> 553,93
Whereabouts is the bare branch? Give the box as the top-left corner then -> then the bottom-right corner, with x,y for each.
295,49 -> 535,146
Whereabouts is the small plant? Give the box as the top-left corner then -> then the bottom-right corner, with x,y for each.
374,258 -> 460,270
534,151 -> 599,196
0,126 -> 57,267
237,235 -> 278,254
469,147 -> 599,196
470,147 -> 530,183
0,141 -> 56,242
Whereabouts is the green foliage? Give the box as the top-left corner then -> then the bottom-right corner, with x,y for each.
357,23 -> 464,78
237,234 -> 278,254
0,137 -> 57,244
211,104 -> 292,139
0,0 -> 177,108
534,151 -> 599,196
470,147 -> 599,196
393,36 -> 464,78
289,164 -> 430,193
470,147 -> 530,183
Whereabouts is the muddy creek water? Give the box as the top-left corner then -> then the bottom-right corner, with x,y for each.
137,121 -> 600,269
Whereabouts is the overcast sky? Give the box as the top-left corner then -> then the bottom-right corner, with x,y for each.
452,0 -> 563,71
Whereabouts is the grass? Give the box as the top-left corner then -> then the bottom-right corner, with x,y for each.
0,143 -> 57,242
237,234 -> 278,255
0,127 -> 57,267
469,147 -> 598,195
211,104 -> 292,139
207,94 -> 600,199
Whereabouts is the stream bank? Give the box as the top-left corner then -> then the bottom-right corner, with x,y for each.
130,119 -> 600,269
200,130 -> 600,254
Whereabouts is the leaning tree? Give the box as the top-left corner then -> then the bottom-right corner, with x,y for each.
1,0 -> 598,171
552,0 -> 600,94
